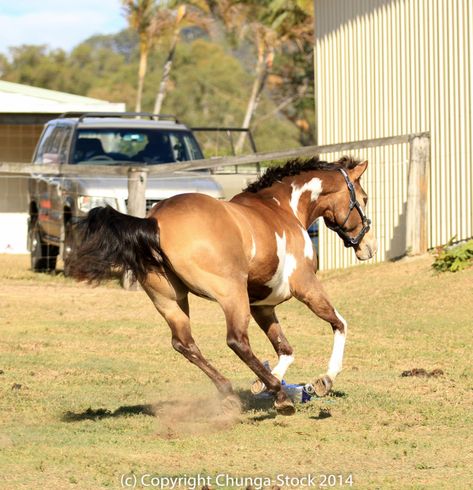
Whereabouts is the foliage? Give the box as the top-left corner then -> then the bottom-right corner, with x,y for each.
122,0 -> 158,110
432,238 -> 473,273
0,0 -> 315,149
150,38 -> 301,152
176,0 -> 315,146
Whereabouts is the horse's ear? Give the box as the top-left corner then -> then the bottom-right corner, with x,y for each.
349,160 -> 368,180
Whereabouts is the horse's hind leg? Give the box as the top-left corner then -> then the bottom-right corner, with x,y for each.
219,291 -> 295,415
290,271 -> 347,397
142,273 -> 234,400
250,306 -> 294,392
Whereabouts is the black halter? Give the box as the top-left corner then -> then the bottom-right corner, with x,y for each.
328,168 -> 372,248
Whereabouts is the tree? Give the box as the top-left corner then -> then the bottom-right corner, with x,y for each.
2,45 -> 70,92
122,0 -> 157,112
261,0 -> 315,145
187,0 -> 315,149
153,4 -> 208,114
0,31 -> 301,151
234,20 -> 276,153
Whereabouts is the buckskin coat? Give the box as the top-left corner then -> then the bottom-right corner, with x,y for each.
68,156 -> 377,415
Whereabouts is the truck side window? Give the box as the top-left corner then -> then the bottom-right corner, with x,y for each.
57,127 -> 72,164
33,125 -> 55,163
41,127 -> 70,164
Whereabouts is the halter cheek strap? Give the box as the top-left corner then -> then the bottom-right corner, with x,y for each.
329,168 -> 372,248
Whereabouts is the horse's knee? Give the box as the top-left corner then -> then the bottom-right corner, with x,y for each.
171,336 -> 186,353
171,337 -> 199,362
332,309 -> 348,334
226,334 -> 250,356
277,338 -> 293,356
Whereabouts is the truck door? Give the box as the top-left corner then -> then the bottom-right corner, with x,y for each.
33,126 -> 70,242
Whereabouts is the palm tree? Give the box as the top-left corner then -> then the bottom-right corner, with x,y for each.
234,0 -> 315,152
153,4 -> 209,114
122,0 -> 156,112
234,21 -> 276,153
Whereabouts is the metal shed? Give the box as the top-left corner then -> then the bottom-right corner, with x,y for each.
314,0 -> 472,269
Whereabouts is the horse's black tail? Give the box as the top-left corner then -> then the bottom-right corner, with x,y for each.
66,206 -> 164,284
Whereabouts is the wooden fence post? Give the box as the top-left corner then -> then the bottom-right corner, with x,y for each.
406,135 -> 430,255
123,168 -> 148,290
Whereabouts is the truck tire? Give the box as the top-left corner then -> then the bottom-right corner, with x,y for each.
30,222 -> 58,273
62,221 -> 75,277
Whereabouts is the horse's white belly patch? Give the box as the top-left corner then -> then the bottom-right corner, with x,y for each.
251,232 -> 296,305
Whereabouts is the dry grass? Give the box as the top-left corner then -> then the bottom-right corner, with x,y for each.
0,254 -> 472,489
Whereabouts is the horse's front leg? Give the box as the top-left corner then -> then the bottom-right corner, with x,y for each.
219,290 -> 296,416
290,271 -> 347,397
250,305 -> 294,393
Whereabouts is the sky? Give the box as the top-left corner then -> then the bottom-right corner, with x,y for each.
0,0 -> 128,56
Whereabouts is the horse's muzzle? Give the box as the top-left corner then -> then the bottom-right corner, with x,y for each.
355,234 -> 378,261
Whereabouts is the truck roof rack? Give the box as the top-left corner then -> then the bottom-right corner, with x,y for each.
58,112 -> 180,123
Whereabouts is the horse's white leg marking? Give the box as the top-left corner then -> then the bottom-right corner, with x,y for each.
300,225 -> 314,260
327,310 -> 347,379
290,178 -> 323,221
251,232 -> 296,305
271,354 -> 294,381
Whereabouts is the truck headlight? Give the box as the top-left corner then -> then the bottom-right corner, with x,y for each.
77,196 -> 118,212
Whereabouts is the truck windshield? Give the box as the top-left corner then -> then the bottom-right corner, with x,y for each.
72,128 -> 204,164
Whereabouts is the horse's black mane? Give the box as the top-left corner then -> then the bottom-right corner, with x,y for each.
244,155 -> 361,193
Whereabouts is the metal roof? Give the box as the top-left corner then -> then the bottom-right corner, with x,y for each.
0,80 -> 125,114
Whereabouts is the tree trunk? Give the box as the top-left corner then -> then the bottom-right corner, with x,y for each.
235,48 -> 271,154
135,46 -> 148,113
153,29 -> 179,115
205,1 -> 226,44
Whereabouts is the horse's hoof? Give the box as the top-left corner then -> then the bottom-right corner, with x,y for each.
221,394 -> 241,414
274,397 -> 296,416
313,375 -> 333,397
304,383 -> 316,396
250,379 -> 266,395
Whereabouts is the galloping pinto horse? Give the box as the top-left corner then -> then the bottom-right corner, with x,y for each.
68,156 -> 377,415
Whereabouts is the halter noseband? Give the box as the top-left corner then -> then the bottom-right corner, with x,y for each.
328,168 -> 372,248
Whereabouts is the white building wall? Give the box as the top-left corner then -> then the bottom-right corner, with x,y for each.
315,0 -> 473,269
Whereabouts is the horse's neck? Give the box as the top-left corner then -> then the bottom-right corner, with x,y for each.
260,173 -> 329,228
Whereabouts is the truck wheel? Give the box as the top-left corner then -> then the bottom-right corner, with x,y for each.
62,221 -> 75,277
30,222 -> 58,273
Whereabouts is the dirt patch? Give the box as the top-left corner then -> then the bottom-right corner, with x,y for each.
154,393 -> 242,439
401,368 -> 445,378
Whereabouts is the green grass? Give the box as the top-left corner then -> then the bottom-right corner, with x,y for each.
0,254 -> 472,489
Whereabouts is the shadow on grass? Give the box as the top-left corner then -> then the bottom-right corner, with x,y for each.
237,388 -> 273,409
61,392 -> 274,423
309,408 -> 332,420
236,389 -> 278,422
62,389 -> 347,423
329,390 -> 348,398
62,402 -> 172,422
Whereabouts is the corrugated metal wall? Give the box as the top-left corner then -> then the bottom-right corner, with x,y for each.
314,0 -> 473,270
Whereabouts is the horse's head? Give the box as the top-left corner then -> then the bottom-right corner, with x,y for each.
323,160 -> 377,261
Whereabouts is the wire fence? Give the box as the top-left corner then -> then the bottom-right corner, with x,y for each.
0,132 -> 430,274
